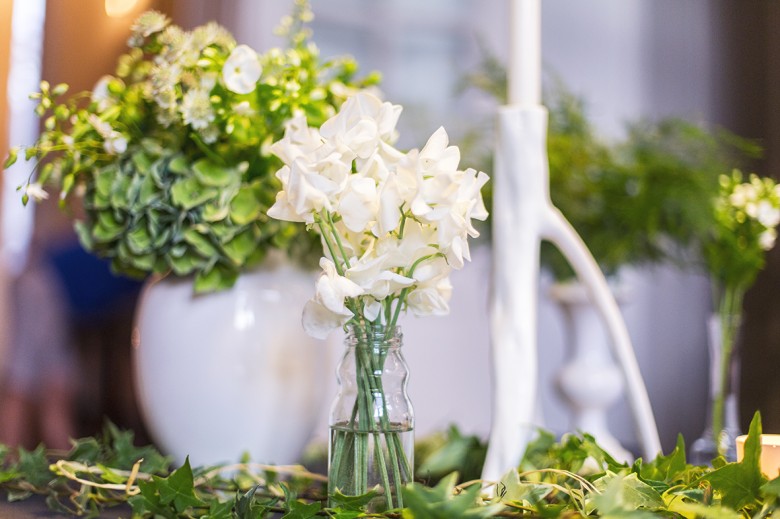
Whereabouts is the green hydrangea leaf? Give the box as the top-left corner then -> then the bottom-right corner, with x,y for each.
127,223 -> 152,253
183,227 -> 218,257
203,202 -> 230,222
194,264 -> 238,293
171,177 -> 218,210
229,185 -> 262,225
93,211 -> 125,241
193,158 -> 239,187
168,155 -> 189,175
222,229 -> 257,265
168,252 -> 201,276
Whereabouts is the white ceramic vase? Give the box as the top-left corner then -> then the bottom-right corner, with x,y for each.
551,280 -> 632,462
132,252 -> 325,466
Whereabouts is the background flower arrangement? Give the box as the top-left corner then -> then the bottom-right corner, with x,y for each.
5,1 -> 379,292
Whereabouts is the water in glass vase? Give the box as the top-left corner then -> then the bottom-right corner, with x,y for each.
328,423 -> 413,511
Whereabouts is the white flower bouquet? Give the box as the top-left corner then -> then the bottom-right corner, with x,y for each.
267,91 -> 488,507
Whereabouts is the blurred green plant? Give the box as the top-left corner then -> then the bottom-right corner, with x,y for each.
459,54 -> 761,280
4,1 -> 379,292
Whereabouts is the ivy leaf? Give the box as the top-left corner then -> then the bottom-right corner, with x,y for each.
664,493 -> 740,519
639,434 -> 687,484
129,478 -> 172,518
402,472 -> 502,519
498,469 -> 552,505
171,177 -> 218,209
229,184 -> 263,225
17,445 -> 51,488
281,499 -> 321,519
193,158 -> 239,187
328,489 -> 380,511
701,412 -> 765,511
153,457 -> 203,513
590,472 -> 665,516
202,498 -> 235,519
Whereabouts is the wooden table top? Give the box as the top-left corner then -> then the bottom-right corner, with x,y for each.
0,496 -> 130,518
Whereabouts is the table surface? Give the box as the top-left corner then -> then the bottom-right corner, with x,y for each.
0,497 -> 130,518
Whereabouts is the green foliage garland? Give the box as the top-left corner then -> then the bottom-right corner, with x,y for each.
3,415 -> 780,517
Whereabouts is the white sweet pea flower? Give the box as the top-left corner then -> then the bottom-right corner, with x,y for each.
320,92 -> 402,160
404,256 -> 453,316
375,220 -> 438,269
346,254 -> 414,300
222,44 -> 262,95
338,175 -> 379,233
271,115 -> 325,165
302,258 -> 364,339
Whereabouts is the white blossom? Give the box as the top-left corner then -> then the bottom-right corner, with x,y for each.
222,44 -> 262,95
25,182 -> 49,202
302,258 -> 364,339
267,91 -> 489,338
180,88 -> 215,129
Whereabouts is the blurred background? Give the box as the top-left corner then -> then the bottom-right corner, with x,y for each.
0,0 -> 778,457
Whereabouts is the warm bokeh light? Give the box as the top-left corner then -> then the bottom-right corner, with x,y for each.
104,0 -> 137,18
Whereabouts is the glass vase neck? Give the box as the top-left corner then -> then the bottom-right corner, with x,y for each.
345,324 -> 402,348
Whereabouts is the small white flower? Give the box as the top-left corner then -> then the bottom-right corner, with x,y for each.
222,44 -> 262,95
755,199 -> 780,228
91,75 -> 117,112
128,10 -> 170,47
233,101 -> 254,117
25,182 -> 49,202
320,92 -> 402,160
103,133 -> 128,155
180,88 -> 215,129
760,228 -> 777,250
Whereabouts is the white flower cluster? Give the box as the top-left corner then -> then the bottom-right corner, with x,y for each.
725,173 -> 780,250
268,92 -> 489,338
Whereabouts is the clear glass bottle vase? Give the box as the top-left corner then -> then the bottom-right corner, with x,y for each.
690,313 -> 742,464
328,324 -> 413,511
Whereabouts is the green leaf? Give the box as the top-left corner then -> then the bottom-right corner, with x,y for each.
639,434 -> 688,484
229,185 -> 262,225
168,155 -> 189,174
17,445 -> 51,488
590,473 -> 663,518
701,412 -> 766,511
193,158 -> 239,187
665,494 -> 740,519
4,147 -> 18,169
222,229 -> 257,265
498,469 -> 552,505
202,498 -> 235,519
194,264 -> 239,293
183,227 -> 218,257
153,457 -> 203,513
328,489 -> 380,511
170,177 -> 218,209
402,473 -> 503,519
127,223 -> 153,253
281,499 -> 321,519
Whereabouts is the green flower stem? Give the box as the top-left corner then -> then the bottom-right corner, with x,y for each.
711,282 -> 745,454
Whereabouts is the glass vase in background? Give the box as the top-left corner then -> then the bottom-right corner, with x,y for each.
690,312 -> 742,464
328,324 -> 413,512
